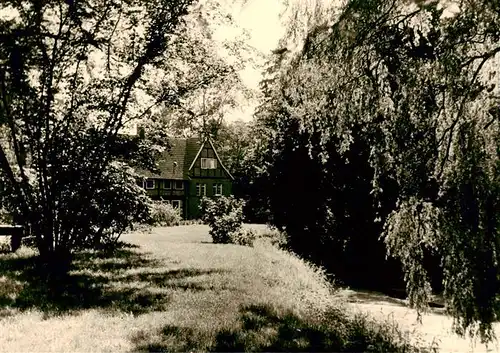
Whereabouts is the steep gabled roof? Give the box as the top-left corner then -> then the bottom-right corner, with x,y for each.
188,138 -> 234,180
184,138 -> 202,174
139,138 -> 200,180
139,137 -> 233,180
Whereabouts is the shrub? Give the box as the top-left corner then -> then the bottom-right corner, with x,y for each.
258,228 -> 289,249
230,228 -> 257,247
179,219 -> 204,226
200,196 -> 248,245
148,201 -> 182,227
0,207 -> 13,224
0,238 -> 10,253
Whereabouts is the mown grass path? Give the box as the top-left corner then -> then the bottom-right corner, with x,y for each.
340,289 -> 500,353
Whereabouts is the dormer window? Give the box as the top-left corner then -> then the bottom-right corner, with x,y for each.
201,158 -> 217,169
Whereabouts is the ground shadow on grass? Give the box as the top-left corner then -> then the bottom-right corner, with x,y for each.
0,243 -> 225,317
132,303 -> 437,353
119,268 -> 229,292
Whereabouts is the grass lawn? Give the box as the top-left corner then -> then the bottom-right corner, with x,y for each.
0,224 -> 494,352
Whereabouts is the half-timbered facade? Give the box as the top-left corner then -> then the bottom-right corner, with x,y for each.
139,137 -> 234,219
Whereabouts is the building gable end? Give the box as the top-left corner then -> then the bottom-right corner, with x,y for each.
188,138 -> 234,180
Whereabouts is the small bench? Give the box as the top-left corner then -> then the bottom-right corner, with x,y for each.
0,225 -> 24,252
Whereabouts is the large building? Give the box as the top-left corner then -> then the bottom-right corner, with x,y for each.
140,137 -> 234,219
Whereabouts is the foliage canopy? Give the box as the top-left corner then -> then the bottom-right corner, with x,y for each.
0,0 -> 245,268
254,0 -> 500,341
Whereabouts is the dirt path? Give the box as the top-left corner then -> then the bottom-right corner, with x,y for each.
338,289 -> 500,353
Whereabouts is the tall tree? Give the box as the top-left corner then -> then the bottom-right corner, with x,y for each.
0,0 -> 197,269
210,119 -> 271,222
256,0 -> 500,341
155,0 -> 261,139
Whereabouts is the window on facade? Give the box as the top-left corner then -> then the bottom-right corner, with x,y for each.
196,183 -> 207,197
213,183 -> 223,196
174,180 -> 184,190
145,179 -> 155,189
172,200 -> 182,209
164,180 -> 172,189
201,158 -> 217,169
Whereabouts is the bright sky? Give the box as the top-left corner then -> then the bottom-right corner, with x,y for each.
222,0 -> 285,122
2,0 -> 467,126
225,0 -> 463,122
238,0 -> 284,87
238,0 -> 284,53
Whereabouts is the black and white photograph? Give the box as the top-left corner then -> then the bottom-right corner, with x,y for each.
0,0 -> 499,351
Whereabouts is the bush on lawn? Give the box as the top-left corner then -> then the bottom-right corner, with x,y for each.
0,207 -> 14,224
148,201 -> 182,227
179,219 -> 204,226
230,228 -> 257,247
0,238 -> 10,253
200,196 -> 254,246
257,228 -> 289,249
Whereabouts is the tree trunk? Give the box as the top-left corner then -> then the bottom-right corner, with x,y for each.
34,224 -> 73,277
38,248 -> 73,279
